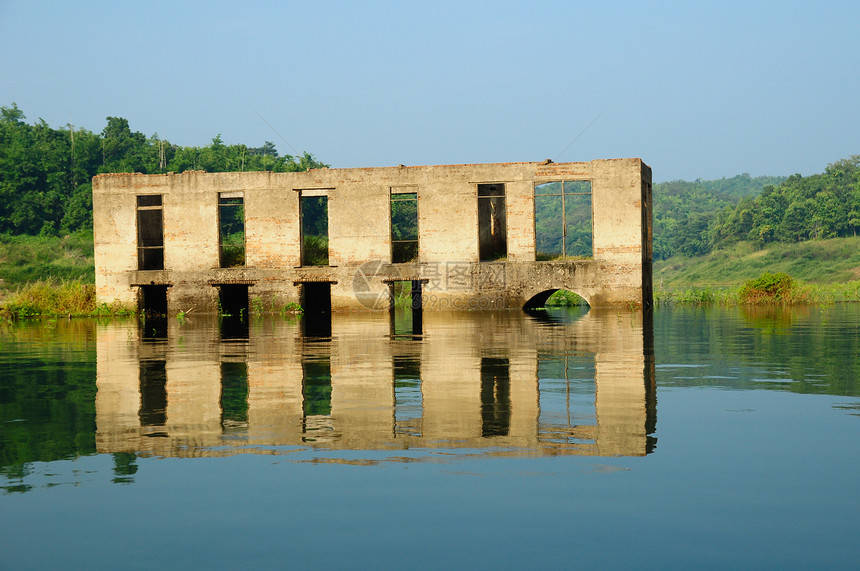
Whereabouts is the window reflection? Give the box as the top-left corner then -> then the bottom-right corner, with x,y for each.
93,311 -> 656,462
394,356 -> 422,437
220,362 -> 249,433
302,357 -> 333,441
481,357 -> 511,437
138,359 -> 167,430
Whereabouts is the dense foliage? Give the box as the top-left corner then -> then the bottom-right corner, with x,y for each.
0,103 -> 328,236
711,157 -> 860,248
653,174 -> 786,259
654,157 -> 860,260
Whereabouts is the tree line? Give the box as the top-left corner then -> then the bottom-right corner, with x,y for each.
654,157 -> 860,260
0,103 -> 327,236
653,173 -> 786,259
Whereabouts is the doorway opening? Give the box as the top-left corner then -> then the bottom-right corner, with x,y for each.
389,280 -> 423,337
391,188 -> 419,263
139,284 -> 169,316
218,284 -> 250,338
137,195 -> 164,270
218,193 -> 245,268
301,282 -> 332,338
218,284 -> 249,319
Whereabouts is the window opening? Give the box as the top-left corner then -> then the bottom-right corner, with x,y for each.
478,184 -> 507,261
137,195 -> 164,270
480,357 -> 511,437
391,189 -> 418,263
301,193 -> 329,266
394,355 -> 422,437
534,180 -> 592,260
220,361 -> 249,432
219,193 -> 245,268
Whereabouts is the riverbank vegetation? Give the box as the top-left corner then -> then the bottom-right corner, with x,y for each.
0,280 -> 134,319
656,272 -> 860,306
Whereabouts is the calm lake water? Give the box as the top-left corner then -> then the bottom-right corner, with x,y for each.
1,305 -> 858,569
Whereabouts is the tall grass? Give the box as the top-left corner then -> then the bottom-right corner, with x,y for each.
655,236 -> 860,287
656,273 -> 860,306
0,279 -> 133,319
0,232 -> 94,293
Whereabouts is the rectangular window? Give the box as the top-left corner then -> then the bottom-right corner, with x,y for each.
219,193 -> 245,268
478,183 -> 507,261
391,188 -> 418,263
300,192 -> 329,266
534,180 -> 592,260
137,195 -> 164,270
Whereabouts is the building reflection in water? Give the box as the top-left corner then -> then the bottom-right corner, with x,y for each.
95,308 -> 656,460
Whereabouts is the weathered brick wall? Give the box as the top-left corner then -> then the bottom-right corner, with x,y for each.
92,158 -> 652,312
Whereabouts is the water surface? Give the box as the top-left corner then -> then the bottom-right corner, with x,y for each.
1,305 -> 858,568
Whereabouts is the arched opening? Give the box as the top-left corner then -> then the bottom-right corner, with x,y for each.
523,288 -> 590,323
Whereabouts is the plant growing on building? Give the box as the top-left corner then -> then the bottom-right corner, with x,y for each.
251,296 -> 265,316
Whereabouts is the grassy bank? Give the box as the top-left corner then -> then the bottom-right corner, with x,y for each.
653,236 -> 860,306
656,273 -> 860,306
0,232 -> 95,297
0,280 -> 133,319
654,236 -> 860,287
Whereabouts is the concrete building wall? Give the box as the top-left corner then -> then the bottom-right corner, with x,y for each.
93,158 -> 652,312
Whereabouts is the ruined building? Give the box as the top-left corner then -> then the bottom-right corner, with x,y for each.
92,158 -> 652,315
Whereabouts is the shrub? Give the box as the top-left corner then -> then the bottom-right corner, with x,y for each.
739,272 -> 806,305
546,289 -> 588,306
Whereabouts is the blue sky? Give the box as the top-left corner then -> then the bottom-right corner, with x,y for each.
1,0 -> 858,181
